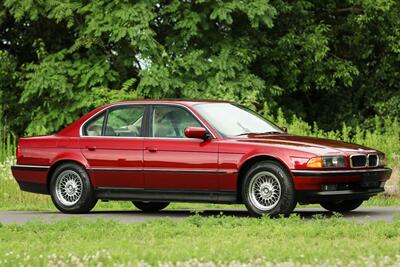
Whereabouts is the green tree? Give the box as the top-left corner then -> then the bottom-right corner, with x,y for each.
0,0 -> 399,135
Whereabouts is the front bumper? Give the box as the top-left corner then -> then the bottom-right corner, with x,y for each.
292,168 -> 391,203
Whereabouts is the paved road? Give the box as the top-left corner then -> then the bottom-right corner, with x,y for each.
0,207 -> 399,224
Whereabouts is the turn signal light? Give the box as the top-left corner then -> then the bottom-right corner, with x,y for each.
306,157 -> 323,168
306,156 -> 347,168
16,144 -> 22,159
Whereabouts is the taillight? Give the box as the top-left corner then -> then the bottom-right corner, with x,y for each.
16,144 -> 22,159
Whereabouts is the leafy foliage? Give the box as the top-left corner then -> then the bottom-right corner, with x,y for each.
0,0 -> 399,134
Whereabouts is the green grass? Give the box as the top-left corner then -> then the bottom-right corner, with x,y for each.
1,216 -> 400,266
1,136 -> 400,266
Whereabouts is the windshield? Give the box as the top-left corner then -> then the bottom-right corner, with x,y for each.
193,103 -> 283,137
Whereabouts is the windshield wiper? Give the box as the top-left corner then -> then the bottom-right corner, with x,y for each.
236,131 -> 284,136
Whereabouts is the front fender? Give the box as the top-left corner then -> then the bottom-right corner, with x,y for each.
237,147 -> 295,172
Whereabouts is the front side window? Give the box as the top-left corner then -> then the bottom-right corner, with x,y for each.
152,106 -> 201,138
193,103 -> 283,137
84,106 -> 145,137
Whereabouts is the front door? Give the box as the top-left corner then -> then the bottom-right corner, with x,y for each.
143,105 -> 219,193
80,104 -> 145,188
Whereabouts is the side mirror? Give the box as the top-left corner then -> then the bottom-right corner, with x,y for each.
281,127 -> 288,133
184,127 -> 208,140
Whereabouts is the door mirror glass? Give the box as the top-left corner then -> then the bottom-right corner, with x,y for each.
184,127 -> 208,139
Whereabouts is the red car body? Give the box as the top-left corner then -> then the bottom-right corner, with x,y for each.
11,100 -> 392,211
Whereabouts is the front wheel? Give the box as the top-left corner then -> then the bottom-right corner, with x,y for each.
50,163 -> 97,214
320,199 -> 364,212
133,201 -> 170,212
242,161 -> 296,217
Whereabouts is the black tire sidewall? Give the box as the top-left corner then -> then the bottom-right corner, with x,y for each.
50,163 -> 97,214
242,160 -> 296,217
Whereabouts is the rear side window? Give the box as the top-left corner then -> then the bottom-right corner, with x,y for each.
83,105 -> 145,137
105,106 -> 145,137
85,114 -> 105,136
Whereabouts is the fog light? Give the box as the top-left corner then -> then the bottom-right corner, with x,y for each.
321,184 -> 338,191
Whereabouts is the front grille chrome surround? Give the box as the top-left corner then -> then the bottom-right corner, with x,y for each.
350,154 -> 367,168
367,154 -> 379,167
350,153 -> 379,168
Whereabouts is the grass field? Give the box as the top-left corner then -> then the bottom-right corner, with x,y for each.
2,156 -> 400,266
1,215 -> 400,266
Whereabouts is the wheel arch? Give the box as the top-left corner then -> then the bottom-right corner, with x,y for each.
47,158 -> 89,192
236,155 -> 293,202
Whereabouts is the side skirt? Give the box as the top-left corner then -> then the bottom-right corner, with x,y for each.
95,187 -> 238,204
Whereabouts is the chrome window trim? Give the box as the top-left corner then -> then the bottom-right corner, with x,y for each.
79,103 -> 217,139
80,104 -> 145,138
349,154 -> 367,168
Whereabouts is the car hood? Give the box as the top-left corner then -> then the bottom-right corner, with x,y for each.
232,134 -> 377,155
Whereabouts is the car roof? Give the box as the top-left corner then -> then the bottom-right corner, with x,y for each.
111,99 -> 231,107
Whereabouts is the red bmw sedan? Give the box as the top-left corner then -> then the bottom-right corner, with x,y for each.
11,100 -> 392,216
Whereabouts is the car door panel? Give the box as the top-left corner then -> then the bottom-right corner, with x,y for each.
80,138 -> 144,188
144,105 -> 220,191
80,105 -> 145,188
143,139 -> 219,190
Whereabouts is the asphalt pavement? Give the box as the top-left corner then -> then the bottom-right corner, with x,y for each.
0,207 -> 399,224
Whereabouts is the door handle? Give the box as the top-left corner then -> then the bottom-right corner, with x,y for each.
86,146 -> 96,151
146,147 -> 158,152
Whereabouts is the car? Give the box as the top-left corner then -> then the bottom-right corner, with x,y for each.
11,100 -> 392,216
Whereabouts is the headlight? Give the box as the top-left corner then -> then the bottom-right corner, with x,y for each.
378,154 -> 386,167
306,156 -> 347,168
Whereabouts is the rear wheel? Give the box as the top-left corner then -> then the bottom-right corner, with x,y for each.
320,199 -> 364,212
242,160 -> 296,217
133,201 -> 170,212
50,163 -> 97,214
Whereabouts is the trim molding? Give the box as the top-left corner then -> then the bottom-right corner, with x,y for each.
292,168 -> 392,177
11,165 -> 50,172
87,167 -> 236,174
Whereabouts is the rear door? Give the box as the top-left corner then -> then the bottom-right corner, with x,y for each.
143,105 -> 219,193
80,104 -> 146,188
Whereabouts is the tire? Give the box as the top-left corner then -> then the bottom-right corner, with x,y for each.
242,160 -> 296,217
133,201 -> 170,212
320,199 -> 364,212
50,163 -> 97,214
